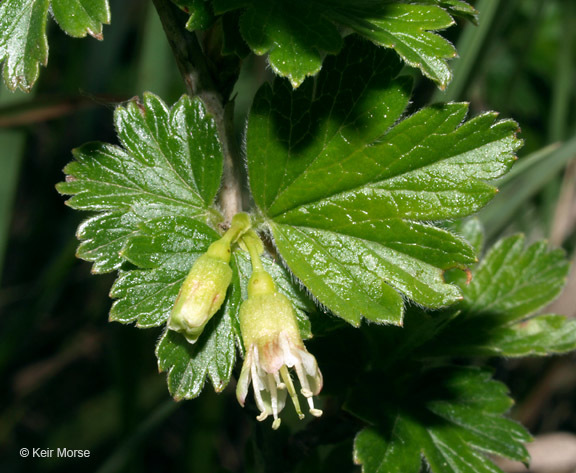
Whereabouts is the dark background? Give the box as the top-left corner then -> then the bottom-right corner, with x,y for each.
0,0 -> 575,471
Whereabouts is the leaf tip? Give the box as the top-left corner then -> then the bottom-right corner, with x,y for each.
89,31 -> 104,41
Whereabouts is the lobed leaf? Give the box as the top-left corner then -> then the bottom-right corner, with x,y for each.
461,235 -> 568,323
0,0 -> 49,92
108,215 -> 239,399
57,93 -> 223,273
51,0 -> 110,38
433,314 -> 576,358
172,0 -> 214,30
247,38 -> 519,326
352,367 -> 531,473
0,0 -> 110,91
213,0 -> 474,87
422,234 -> 573,357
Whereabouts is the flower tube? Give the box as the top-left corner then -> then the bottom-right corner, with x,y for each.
167,213 -> 250,344
236,231 -> 323,429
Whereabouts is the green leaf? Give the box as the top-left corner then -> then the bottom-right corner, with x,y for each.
334,3 -> 457,88
449,217 -> 484,257
0,0 -> 110,91
213,0 -> 468,87
462,235 -> 568,323
172,0 -> 214,30
423,234 -> 573,357
351,367 -> 531,473
108,215 -> 239,399
57,93 -> 223,273
51,0 -> 110,38
419,0 -> 478,24
247,38 -> 519,326
442,314 -> 576,357
214,0 -> 342,87
0,0 -> 49,92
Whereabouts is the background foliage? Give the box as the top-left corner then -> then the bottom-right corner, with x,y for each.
1,0 -> 575,472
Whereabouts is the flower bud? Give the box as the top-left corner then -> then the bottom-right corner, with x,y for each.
167,241 -> 233,344
167,212 -> 251,344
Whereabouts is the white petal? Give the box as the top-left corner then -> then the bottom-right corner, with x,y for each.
236,350 -> 253,406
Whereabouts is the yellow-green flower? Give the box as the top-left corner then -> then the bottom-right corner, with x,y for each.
236,234 -> 323,429
167,213 -> 250,344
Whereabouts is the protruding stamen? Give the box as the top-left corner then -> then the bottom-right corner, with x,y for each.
306,394 -> 323,418
280,365 -> 304,420
273,372 -> 285,389
272,418 -> 281,430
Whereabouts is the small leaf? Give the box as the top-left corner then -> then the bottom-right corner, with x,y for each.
482,315 -> 576,356
215,0 -> 342,87
0,0 -> 111,91
214,0 -> 469,87
247,38 -> 518,326
351,367 -> 531,473
57,93 -> 224,272
462,235 -> 568,323
172,0 -> 214,30
335,3 -> 457,87
51,0 -> 110,39
435,314 -> 576,358
421,233 -> 572,357
108,215 -> 239,399
0,0 -> 49,92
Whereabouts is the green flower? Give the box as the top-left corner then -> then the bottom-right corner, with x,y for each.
236,233 -> 323,429
167,213 -> 250,344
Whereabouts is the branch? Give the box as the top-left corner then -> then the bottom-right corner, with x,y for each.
152,0 -> 243,224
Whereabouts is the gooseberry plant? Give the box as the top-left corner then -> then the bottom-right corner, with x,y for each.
2,0 -> 575,471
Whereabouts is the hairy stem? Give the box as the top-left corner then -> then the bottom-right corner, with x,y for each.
152,0 -> 243,224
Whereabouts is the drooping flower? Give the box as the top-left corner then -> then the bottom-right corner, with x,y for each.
236,233 -> 323,429
167,213 -> 250,344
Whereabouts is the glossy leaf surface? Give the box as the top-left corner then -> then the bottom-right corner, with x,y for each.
0,0 -> 110,91
213,0 -> 476,87
51,0 -> 110,38
424,234 -> 574,357
247,39 -> 519,326
57,93 -> 223,273
107,215 -> 238,399
0,0 -> 49,91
